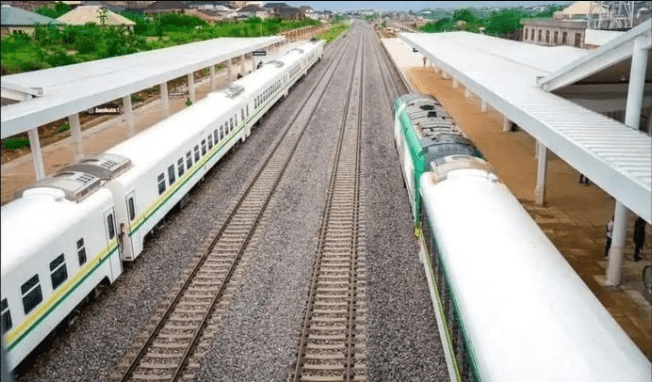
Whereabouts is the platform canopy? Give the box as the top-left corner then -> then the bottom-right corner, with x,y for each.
1,35 -> 284,139
400,22 -> 651,223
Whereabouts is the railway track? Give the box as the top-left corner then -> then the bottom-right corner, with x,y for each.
108,29 -> 359,382
290,26 -> 368,382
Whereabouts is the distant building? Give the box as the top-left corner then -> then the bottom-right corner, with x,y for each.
1,1 -> 55,12
299,5 -> 316,20
264,2 -> 291,17
57,5 -> 136,29
238,3 -> 268,18
1,4 -> 64,36
522,19 -> 587,48
143,1 -> 190,15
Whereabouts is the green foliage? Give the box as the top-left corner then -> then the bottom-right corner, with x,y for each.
57,121 -> 70,133
535,4 -> 565,18
421,17 -> 455,33
2,137 -> 30,150
185,98 -> 193,107
485,8 -> 526,36
131,94 -> 143,103
453,9 -> 476,23
332,14 -> 348,24
316,23 -> 350,44
34,1 -> 71,19
364,13 -> 379,21
0,15 -> 322,74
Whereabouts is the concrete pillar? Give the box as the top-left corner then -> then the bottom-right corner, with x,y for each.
534,141 -> 548,206
452,77 -> 459,88
160,82 -> 170,115
187,72 -> 195,103
503,116 -> 512,132
624,35 -> 649,131
240,54 -> 245,75
123,94 -> 135,137
69,113 -> 83,160
481,99 -> 487,112
227,58 -> 233,80
28,128 -> 45,181
210,65 -> 216,89
606,202 -> 630,286
464,88 -> 471,98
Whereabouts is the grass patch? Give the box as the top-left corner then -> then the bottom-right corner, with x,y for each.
57,121 -> 70,133
2,137 -> 30,150
317,23 -> 351,44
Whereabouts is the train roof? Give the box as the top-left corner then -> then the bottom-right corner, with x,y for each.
419,174 -> 651,380
1,187 -> 113,276
105,41 -> 321,177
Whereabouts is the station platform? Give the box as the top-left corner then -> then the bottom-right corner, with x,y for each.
382,37 -> 651,358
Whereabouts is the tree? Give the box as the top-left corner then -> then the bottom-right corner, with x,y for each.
34,1 -> 71,19
98,7 -> 109,26
453,8 -> 475,23
485,8 -> 525,36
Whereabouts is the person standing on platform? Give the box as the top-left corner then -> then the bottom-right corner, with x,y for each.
605,217 -> 614,258
633,217 -> 646,262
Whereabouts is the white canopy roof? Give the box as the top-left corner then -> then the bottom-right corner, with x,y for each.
1,36 -> 283,139
400,28 -> 651,223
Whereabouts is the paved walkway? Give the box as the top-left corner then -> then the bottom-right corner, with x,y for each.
1,43 -> 301,204
383,38 -> 651,358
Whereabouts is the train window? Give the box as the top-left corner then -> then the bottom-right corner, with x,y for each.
241,109 -> 244,120
214,129 -> 218,144
21,274 -> 43,315
158,173 -> 166,195
186,151 -> 192,169
234,114 -> 238,126
229,118 -> 234,131
208,135 -> 213,150
107,213 -> 116,240
168,165 -> 175,185
177,158 -> 185,178
1,298 -> 11,334
77,238 -> 87,266
219,125 -> 224,140
49,254 -> 68,291
194,145 -> 200,162
128,196 -> 136,221
201,140 -> 207,156
246,105 -> 249,117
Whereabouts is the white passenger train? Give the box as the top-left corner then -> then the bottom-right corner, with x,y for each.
1,40 -> 324,371
394,93 -> 651,381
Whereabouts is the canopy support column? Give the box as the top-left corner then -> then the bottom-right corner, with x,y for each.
210,65 -> 216,89
535,141 -> 548,206
503,116 -> 512,132
606,202 -> 630,286
227,58 -> 232,81
187,72 -> 195,103
160,82 -> 169,115
123,94 -> 135,137
625,35 -> 649,131
28,128 -> 45,181
69,113 -> 83,161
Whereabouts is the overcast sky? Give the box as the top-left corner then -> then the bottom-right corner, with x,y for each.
284,1 -> 570,12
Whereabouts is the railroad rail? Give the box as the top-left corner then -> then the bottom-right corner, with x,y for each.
108,29 -> 356,382
291,26 -> 367,382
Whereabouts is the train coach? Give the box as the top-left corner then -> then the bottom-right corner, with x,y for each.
393,93 -> 651,381
1,40 -> 324,372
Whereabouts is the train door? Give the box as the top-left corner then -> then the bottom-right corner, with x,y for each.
125,190 -> 141,260
103,207 -> 122,275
